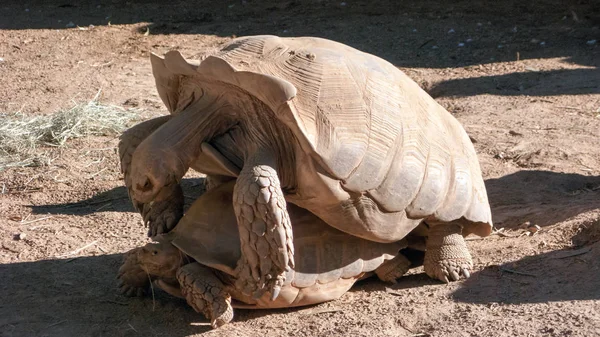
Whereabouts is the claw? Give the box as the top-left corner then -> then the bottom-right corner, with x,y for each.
462,268 -> 471,279
252,287 -> 267,300
449,270 -> 460,281
441,275 -> 449,284
270,285 -> 281,301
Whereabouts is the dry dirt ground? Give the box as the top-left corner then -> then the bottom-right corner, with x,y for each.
1,1 -> 599,336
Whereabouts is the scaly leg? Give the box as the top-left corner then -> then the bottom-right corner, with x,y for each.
177,263 -> 234,329
116,247 -> 149,297
119,116 -> 184,237
232,153 -> 294,300
423,223 -> 472,283
375,253 -> 412,283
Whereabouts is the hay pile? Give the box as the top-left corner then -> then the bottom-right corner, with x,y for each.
0,95 -> 137,170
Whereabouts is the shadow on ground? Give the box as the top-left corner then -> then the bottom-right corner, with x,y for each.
2,0 -> 598,70
430,68 -> 600,97
485,170 -> 600,229
30,178 -> 206,216
0,253 -> 211,337
0,250 -> 366,336
453,220 -> 600,304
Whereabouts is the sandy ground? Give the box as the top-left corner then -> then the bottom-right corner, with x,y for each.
1,1 -> 599,336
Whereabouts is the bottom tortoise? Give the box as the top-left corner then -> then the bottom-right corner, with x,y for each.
117,181 -> 424,328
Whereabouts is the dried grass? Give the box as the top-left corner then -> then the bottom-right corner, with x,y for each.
0,92 -> 137,170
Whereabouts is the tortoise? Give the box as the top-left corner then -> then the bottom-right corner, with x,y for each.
117,181 -> 420,328
119,35 -> 492,299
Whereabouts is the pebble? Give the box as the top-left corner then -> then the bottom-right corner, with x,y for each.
540,41 -> 546,46
66,21 -> 75,28
458,42 -> 465,47
340,2 -> 347,6
527,224 -> 541,234
0,57 -> 4,62
448,28 -> 455,34
587,40 -> 597,45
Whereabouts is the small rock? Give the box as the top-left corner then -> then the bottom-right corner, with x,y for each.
412,28 -> 417,32
587,40 -> 597,45
466,38 -> 473,43
0,57 -> 4,62
527,224 -> 541,234
431,45 -> 438,49
458,42 -> 465,47
518,221 -> 531,229
25,8 -> 29,12
511,26 -> 518,33
530,38 -> 539,44
497,44 -> 503,49
14,233 -> 26,240
340,2 -> 347,6
448,28 -> 455,34
66,21 -> 75,28
539,41 -> 546,46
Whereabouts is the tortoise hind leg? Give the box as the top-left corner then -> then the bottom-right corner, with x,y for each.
232,151 -> 294,300
177,263 -> 234,329
375,253 -> 412,283
423,223 -> 472,283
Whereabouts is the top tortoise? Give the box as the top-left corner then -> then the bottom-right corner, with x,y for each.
119,35 -> 492,299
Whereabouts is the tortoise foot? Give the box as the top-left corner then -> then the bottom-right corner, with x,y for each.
117,247 -> 149,297
142,184 -> 184,237
375,253 -> 412,283
177,263 -> 233,329
424,224 -> 473,283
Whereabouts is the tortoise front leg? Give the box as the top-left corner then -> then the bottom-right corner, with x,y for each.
177,263 -> 234,329
117,247 -> 149,297
232,152 -> 294,300
119,116 -> 184,237
423,223 -> 472,283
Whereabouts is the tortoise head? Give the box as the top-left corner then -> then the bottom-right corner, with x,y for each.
137,239 -> 184,279
129,139 -> 187,204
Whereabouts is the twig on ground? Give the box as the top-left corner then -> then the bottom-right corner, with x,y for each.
45,320 -> 67,328
499,267 -> 537,277
299,308 -> 342,315
552,246 -> 592,259
88,167 -> 108,178
57,240 -> 98,258
95,202 -> 112,212
21,215 -> 54,225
